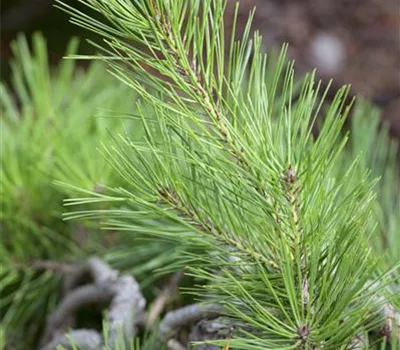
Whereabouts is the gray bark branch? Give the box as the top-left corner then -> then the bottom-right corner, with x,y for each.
39,257 -> 145,350
159,303 -> 223,341
40,329 -> 102,350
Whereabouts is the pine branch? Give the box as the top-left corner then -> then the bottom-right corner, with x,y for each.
57,0 -> 288,211
157,186 -> 271,264
54,0 -> 399,348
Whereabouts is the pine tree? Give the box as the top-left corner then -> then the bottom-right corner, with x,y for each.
1,0 -> 399,349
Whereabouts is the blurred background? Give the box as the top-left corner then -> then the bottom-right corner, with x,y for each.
1,0 -> 399,138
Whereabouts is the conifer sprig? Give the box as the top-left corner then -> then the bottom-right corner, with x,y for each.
56,0 -> 397,348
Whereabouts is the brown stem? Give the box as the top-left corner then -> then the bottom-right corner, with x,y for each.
158,186 -> 277,268
28,260 -> 75,274
167,339 -> 187,350
147,271 -> 184,328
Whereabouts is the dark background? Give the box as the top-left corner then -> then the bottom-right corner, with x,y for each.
1,0 -> 399,139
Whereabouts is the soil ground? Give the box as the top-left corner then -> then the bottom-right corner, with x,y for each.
226,0 -> 400,139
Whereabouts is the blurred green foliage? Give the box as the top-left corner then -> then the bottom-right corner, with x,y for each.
0,33 -> 183,349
